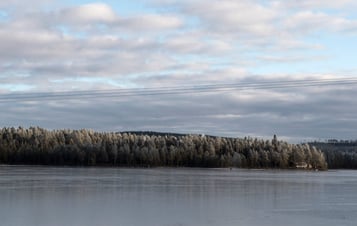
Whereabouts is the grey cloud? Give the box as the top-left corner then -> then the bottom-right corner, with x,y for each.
132,66 -> 251,85
115,14 -> 183,31
274,0 -> 357,10
163,33 -> 232,55
2,81 -> 357,142
0,0 -> 53,8
256,55 -> 328,63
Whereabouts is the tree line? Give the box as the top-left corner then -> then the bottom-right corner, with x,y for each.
309,141 -> 357,169
0,127 -> 327,169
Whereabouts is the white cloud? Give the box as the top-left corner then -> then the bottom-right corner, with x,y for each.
184,0 -> 277,36
284,11 -> 357,34
59,3 -> 117,24
56,4 -> 183,31
0,0 -> 357,141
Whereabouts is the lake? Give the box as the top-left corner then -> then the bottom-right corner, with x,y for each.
0,166 -> 356,226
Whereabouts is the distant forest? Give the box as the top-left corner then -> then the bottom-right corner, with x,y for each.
309,140 -> 357,169
0,127 -> 328,169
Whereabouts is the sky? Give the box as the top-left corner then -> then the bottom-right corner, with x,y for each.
0,0 -> 357,142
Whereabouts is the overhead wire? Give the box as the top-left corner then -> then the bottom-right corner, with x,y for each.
1,77 -> 357,103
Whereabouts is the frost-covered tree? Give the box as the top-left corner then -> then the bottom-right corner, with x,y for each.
0,127 -> 328,169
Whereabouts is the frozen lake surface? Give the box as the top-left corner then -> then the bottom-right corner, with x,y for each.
0,166 -> 357,226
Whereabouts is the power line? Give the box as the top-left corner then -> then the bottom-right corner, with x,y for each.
1,77 -> 357,103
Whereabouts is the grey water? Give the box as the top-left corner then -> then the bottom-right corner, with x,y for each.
0,166 -> 356,226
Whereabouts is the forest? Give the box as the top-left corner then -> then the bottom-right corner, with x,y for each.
0,127 -> 328,169
309,140 -> 357,169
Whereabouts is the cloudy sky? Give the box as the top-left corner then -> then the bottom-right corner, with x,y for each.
1,0 -> 357,142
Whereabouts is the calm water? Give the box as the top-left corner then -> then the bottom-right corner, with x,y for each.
0,166 -> 356,226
